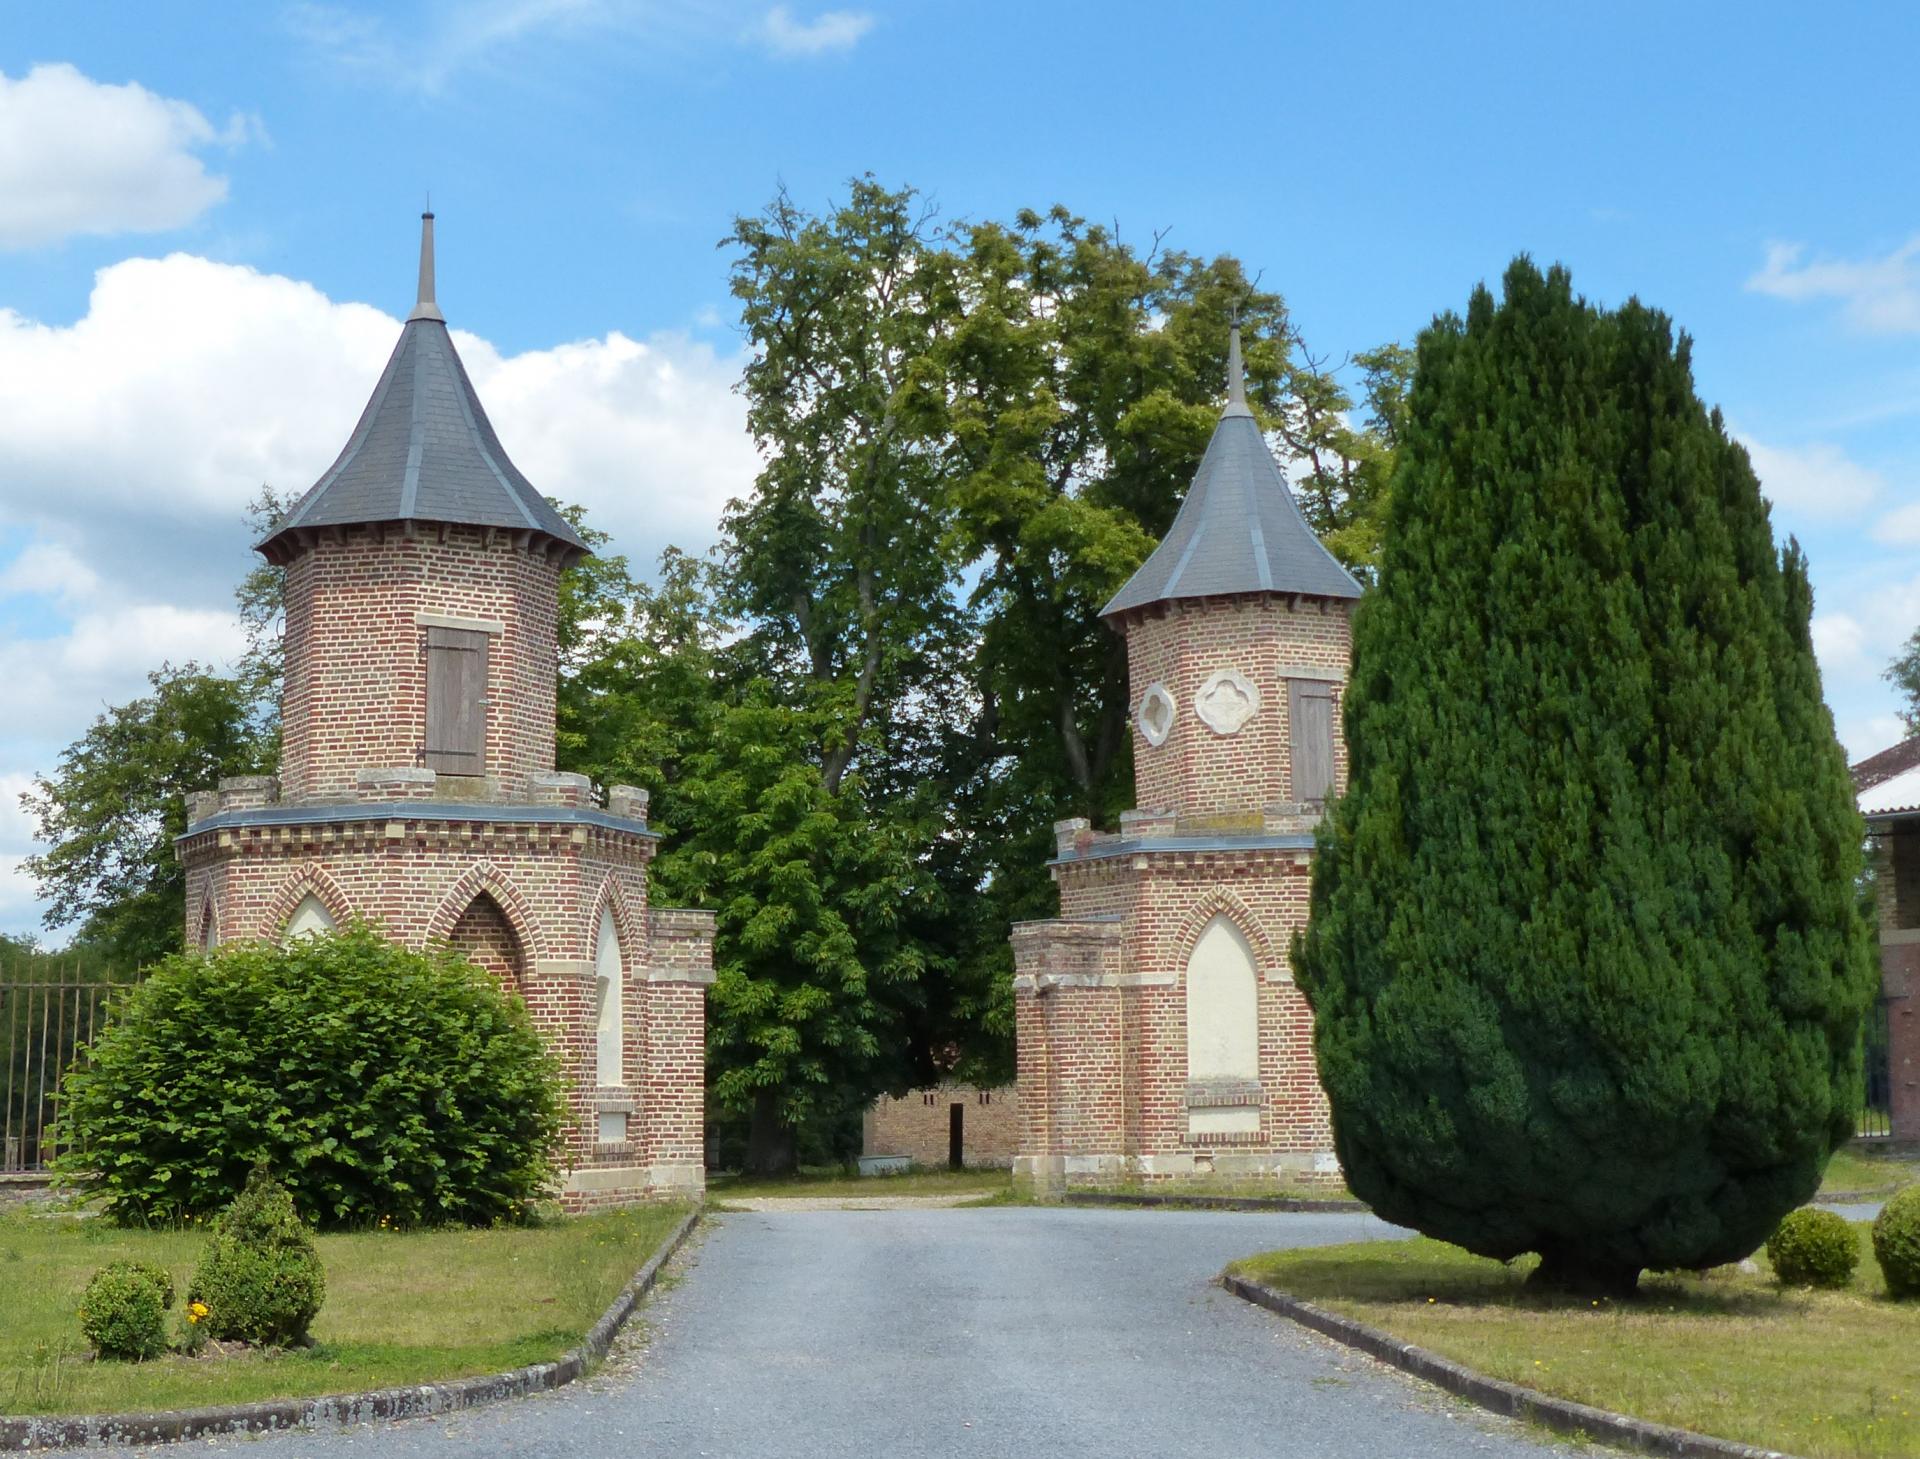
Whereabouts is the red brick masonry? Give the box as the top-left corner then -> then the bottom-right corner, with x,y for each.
1011,593 -> 1353,1193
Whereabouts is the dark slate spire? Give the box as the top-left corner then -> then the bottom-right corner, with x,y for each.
259,213 -> 589,566
1100,324 -> 1360,619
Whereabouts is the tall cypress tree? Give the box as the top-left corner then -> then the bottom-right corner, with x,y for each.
1295,259 -> 1876,1293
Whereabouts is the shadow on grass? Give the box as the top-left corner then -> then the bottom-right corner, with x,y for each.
1249,1235 -> 1857,1319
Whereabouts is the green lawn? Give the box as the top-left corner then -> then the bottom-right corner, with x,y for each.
1,1203 -> 689,1417
707,1165 -> 1011,1201
1820,1146 -> 1920,1199
1230,1230 -> 1919,1459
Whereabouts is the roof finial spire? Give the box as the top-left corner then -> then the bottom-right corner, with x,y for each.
409,210 -> 444,324
1223,313 -> 1251,418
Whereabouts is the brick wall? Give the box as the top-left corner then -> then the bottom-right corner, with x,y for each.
1873,826 -> 1920,1142
1011,590 -> 1350,1191
278,526 -> 561,803
1123,593 -> 1352,822
864,1085 -> 1019,1168
180,811 -> 713,1205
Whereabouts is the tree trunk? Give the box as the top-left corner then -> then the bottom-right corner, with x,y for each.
743,1089 -> 797,1177
1527,1247 -> 1642,1298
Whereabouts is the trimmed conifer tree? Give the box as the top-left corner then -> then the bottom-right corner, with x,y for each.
1294,259 -> 1876,1294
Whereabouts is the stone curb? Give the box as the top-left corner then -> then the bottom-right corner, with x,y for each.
1,1205 -> 704,1452
1221,1272 -> 1795,1459
1064,1191 -> 1369,1214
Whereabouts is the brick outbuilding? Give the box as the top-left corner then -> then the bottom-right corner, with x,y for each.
178,216 -> 713,1206
1012,328 -> 1358,1193
1857,735 -> 1920,1144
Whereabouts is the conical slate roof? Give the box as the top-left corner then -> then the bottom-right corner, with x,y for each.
1101,327 -> 1361,619
259,214 -> 588,565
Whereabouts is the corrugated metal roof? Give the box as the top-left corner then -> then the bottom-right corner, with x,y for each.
1860,763 -> 1920,818
1101,327 -> 1361,619
259,214 -> 586,563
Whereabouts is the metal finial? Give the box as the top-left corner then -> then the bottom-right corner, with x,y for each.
409,211 -> 444,324
1223,319 -> 1252,418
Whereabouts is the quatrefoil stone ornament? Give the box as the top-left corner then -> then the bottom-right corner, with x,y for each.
1194,669 -> 1260,735
1136,683 -> 1176,747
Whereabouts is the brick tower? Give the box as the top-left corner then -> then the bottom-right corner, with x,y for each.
1011,327 -> 1362,1194
178,215 -> 713,1206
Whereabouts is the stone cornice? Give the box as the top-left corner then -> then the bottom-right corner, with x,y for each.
176,801 -> 658,847
1049,833 -> 1315,867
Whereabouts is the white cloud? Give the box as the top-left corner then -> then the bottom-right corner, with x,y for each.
1736,435 -> 1883,518
757,5 -> 873,56
1810,611 -> 1869,678
0,604 -> 248,743
0,251 -> 754,569
0,542 -> 100,603
0,64 -> 251,249
1874,501 -> 1920,547
1747,237 -> 1920,334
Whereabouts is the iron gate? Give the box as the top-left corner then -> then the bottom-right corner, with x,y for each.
1862,996 -> 1893,1139
2,978 -> 124,1172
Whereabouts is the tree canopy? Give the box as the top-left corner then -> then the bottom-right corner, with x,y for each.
1294,258 -> 1878,1293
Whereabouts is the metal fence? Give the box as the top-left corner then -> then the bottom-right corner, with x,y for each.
1862,996 -> 1893,1140
2,977 -> 126,1172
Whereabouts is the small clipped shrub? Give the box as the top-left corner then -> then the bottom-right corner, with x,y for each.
1766,1207 -> 1859,1289
1873,1185 -> 1920,1299
79,1260 -> 176,1360
55,923 -> 565,1227
188,1168 -> 326,1347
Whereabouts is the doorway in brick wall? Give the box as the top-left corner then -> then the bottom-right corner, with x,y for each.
949,1103 -> 964,1169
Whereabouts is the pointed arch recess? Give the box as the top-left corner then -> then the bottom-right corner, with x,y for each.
589,874 -> 636,1093
1171,888 -> 1283,983
426,862 -> 545,963
196,890 -> 220,951
587,872 -> 643,968
261,865 -> 353,940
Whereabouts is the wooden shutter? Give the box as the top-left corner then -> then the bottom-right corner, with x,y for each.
425,626 -> 488,774
1289,679 -> 1336,805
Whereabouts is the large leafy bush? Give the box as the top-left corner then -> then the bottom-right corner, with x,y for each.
78,1260 -> 175,1361
189,1167 -> 326,1346
56,924 -> 565,1227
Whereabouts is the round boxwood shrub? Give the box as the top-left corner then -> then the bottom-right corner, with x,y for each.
1766,1207 -> 1859,1289
78,1260 -> 175,1361
189,1166 -> 326,1347
55,923 -> 565,1228
1873,1185 -> 1920,1298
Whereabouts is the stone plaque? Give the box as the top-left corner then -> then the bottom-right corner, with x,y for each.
1136,682 -> 1176,746
1194,669 -> 1260,735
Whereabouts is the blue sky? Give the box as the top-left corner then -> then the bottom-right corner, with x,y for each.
0,0 -> 1915,941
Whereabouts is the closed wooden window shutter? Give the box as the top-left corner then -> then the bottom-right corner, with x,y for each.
1289,679 -> 1335,805
425,626 -> 488,774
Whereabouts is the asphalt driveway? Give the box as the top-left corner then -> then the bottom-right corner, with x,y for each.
91,1206 -> 1580,1458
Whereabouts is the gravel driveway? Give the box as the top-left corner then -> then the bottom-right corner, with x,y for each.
89,1206 -> 1581,1459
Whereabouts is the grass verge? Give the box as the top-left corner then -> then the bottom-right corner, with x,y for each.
706,1166 -> 1011,1201
1229,1230 -> 1917,1459
1081,1178 -> 1355,1204
1820,1146 -> 1920,1199
1,1203 -> 689,1418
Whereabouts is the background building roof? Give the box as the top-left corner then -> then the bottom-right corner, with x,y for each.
1101,326 -> 1362,620
259,214 -> 588,564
